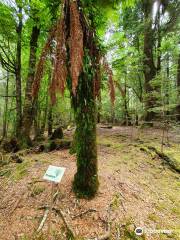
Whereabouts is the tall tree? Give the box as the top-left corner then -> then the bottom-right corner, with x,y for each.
21,6 -> 40,146
2,70 -> 9,139
142,0 -> 157,121
0,1 -> 23,137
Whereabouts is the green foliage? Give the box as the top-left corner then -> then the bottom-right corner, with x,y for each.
30,184 -> 45,197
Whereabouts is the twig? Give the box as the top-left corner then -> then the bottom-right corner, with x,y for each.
28,180 -> 45,185
72,208 -> 97,219
37,208 -> 49,232
53,207 -> 76,238
37,188 -> 59,233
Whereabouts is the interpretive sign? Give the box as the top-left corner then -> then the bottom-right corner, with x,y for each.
43,165 -> 66,183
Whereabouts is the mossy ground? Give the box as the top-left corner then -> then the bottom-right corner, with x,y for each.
0,125 -> 179,239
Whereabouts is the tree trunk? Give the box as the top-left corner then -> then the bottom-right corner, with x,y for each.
124,79 -> 130,125
176,53 -> 180,121
47,104 -> 53,137
15,6 -> 22,138
165,53 -> 170,116
40,91 -> 49,136
143,0 -> 156,122
21,24 -> 40,146
73,55 -> 99,199
156,8 -> 161,73
2,70 -> 9,139
97,93 -> 101,123
33,97 -> 42,140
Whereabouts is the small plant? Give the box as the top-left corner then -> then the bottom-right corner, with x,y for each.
30,185 -> 45,197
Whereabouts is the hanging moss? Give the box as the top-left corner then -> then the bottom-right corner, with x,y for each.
73,52 -> 99,199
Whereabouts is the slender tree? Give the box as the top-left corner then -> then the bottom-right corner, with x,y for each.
15,3 -> 23,137
142,0 -> 157,121
21,7 -> 40,146
2,70 -> 9,138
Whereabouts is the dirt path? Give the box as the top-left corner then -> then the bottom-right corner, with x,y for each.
0,126 -> 180,239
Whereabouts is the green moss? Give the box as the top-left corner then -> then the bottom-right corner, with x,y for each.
72,52 -> 98,199
148,213 -> 160,222
97,137 -> 124,149
156,202 -> 167,211
111,193 -> 121,210
171,206 -> 180,216
69,131 -> 77,155
0,167 -> 12,177
20,233 -> 46,240
119,221 -> 146,240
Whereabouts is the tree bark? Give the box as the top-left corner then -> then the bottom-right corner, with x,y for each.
73,56 -> 99,199
143,0 -> 156,122
21,24 -> 40,146
2,70 -> 9,139
15,5 -> 22,138
33,97 -> 42,140
40,91 -> 49,136
47,104 -> 53,137
156,9 -> 161,73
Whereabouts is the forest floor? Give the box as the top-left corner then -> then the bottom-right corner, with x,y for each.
0,125 -> 180,240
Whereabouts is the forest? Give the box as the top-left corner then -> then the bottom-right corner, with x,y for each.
0,0 -> 180,239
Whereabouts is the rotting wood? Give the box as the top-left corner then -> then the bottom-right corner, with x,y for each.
146,145 -> 180,173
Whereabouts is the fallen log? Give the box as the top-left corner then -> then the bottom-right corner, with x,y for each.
146,146 -> 180,173
46,139 -> 72,152
100,125 -> 113,129
34,139 -> 72,153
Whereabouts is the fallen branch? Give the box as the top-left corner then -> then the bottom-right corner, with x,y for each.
37,208 -> 49,232
53,207 -> 75,238
37,190 -> 59,233
72,208 -> 97,219
28,180 -> 45,185
99,125 -> 113,129
147,146 -> 180,173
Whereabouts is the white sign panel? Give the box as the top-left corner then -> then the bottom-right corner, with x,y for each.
43,165 -> 66,183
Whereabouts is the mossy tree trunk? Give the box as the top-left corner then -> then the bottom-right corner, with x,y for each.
73,54 -> 99,198
15,5 -> 22,138
21,23 -> 40,146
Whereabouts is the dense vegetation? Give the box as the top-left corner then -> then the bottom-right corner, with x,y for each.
0,0 -> 179,239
